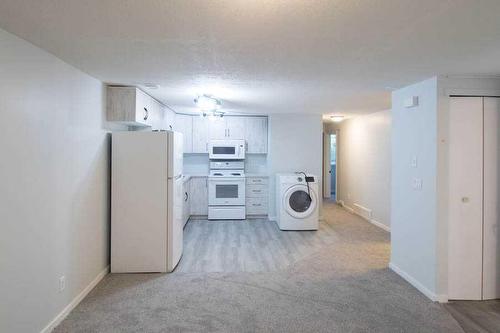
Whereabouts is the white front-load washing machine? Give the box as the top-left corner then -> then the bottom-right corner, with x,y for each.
276,173 -> 319,230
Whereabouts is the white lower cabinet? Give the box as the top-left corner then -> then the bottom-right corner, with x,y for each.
245,177 -> 268,216
184,176 -> 267,218
190,177 -> 208,216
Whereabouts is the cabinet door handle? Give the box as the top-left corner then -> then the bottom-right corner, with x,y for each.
253,190 -> 262,193
184,192 -> 188,202
143,107 -> 149,121
252,203 -> 262,207
205,142 -> 208,152
228,128 -> 230,137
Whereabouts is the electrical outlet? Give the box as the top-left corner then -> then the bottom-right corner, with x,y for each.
411,155 -> 418,168
59,276 -> 66,292
412,178 -> 423,191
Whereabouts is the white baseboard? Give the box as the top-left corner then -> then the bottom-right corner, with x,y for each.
389,262 -> 448,303
41,265 -> 109,333
369,218 -> 390,232
339,202 -> 390,232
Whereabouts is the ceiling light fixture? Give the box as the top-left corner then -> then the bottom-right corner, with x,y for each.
330,115 -> 344,122
203,110 -> 225,119
194,95 -> 221,111
194,94 -> 223,118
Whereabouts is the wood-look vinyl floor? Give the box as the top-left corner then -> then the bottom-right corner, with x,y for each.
444,300 -> 500,333
176,216 -> 341,273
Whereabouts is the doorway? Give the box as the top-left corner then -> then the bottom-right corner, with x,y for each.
330,134 -> 337,200
323,131 -> 338,200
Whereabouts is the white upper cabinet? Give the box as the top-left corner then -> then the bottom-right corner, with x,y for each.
148,99 -> 164,130
208,117 -> 246,140
208,118 -> 227,139
226,117 -> 246,139
166,113 -> 268,154
107,86 -> 154,127
192,116 -> 210,153
174,114 -> 193,153
244,117 -> 268,153
163,106 -> 175,131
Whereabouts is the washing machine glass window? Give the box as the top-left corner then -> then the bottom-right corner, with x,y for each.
283,184 -> 317,219
289,190 -> 312,213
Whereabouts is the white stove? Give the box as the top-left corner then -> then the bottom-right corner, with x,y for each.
209,170 -> 245,178
208,161 -> 246,220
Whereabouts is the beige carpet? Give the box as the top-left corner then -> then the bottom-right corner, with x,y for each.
54,202 -> 464,332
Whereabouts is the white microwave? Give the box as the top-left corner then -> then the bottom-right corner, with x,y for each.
208,140 -> 245,160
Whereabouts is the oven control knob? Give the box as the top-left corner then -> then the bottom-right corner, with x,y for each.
297,177 -> 303,182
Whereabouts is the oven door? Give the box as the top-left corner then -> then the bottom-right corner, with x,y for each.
208,178 -> 245,205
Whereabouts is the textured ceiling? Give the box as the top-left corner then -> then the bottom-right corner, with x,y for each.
1,0 -> 500,116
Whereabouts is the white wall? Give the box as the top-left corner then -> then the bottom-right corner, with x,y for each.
390,77 -> 440,298
331,110 -> 392,229
183,154 -> 268,175
0,28 -> 123,332
268,114 -> 323,219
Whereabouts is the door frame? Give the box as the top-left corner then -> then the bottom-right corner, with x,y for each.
323,132 -> 331,198
322,130 -> 339,199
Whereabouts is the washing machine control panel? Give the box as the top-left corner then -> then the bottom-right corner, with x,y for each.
296,176 -> 315,183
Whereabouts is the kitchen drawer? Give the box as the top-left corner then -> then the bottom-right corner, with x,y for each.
246,184 -> 268,198
246,177 -> 268,185
246,197 -> 268,215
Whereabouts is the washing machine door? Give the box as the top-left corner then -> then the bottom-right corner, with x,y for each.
283,184 -> 317,219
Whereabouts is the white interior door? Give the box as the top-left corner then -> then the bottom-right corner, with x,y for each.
483,97 -> 500,299
448,97 -> 484,300
323,132 -> 331,198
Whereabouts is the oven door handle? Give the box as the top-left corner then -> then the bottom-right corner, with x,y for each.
209,179 -> 245,183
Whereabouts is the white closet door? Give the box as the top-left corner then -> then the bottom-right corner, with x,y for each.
448,97 -> 484,300
483,97 -> 500,299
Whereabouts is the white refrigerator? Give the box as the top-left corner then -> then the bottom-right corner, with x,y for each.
111,131 -> 184,273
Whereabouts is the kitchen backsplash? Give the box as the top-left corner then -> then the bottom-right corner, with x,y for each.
183,154 -> 268,175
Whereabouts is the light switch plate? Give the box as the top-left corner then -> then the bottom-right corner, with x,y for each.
404,96 -> 419,108
411,155 -> 418,168
412,178 -> 423,190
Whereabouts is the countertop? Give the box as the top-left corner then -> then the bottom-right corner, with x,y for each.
183,173 -> 268,181
183,173 -> 208,179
